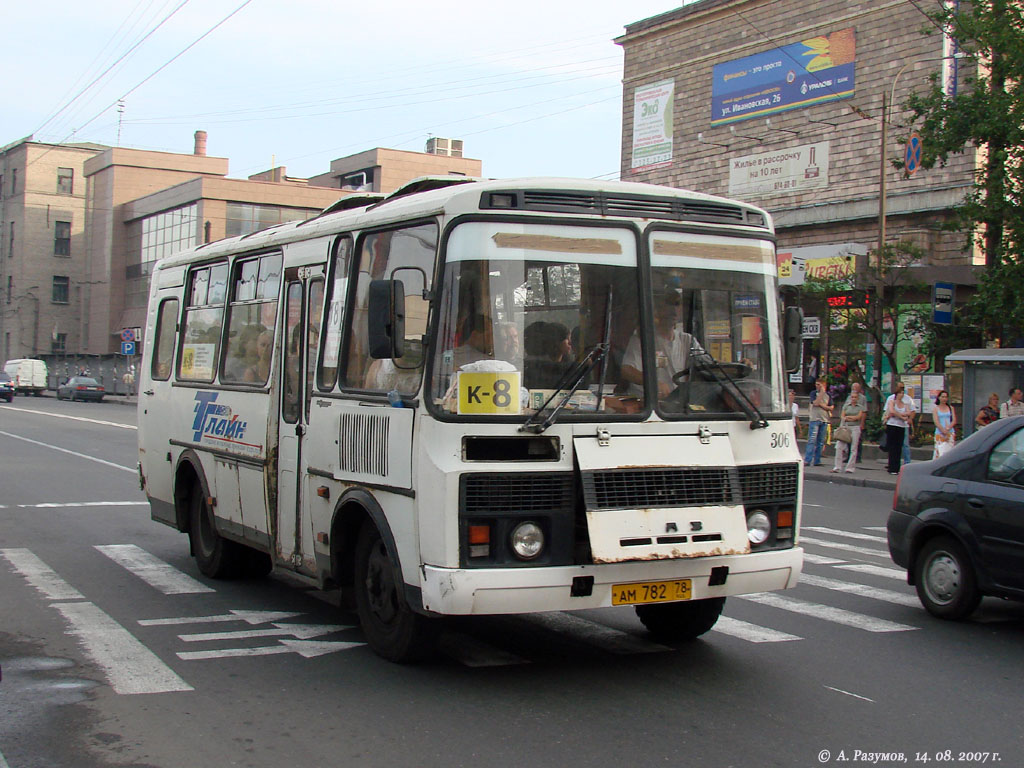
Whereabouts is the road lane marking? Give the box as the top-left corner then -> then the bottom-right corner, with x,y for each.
798,573 -> 918,608
739,593 -> 917,632
1,548 -> 85,600
139,610 -> 303,627
523,612 -> 672,654
53,601 -> 193,694
0,501 -> 148,509
863,526 -> 886,532
95,545 -> 214,595
4,406 -> 137,430
0,430 -> 135,474
179,622 -> 350,642
824,685 -> 875,703
178,639 -> 361,660
803,553 -> 847,565
833,563 -> 907,581
713,615 -> 802,643
799,535 -> 890,559
803,526 -> 887,543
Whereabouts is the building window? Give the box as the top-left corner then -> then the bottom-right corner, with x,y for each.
52,275 -> 70,304
57,167 -> 74,195
10,169 -> 17,195
8,222 -> 13,258
6,276 -> 11,304
127,203 -> 199,309
54,221 -> 71,256
52,333 -> 67,354
224,202 -> 317,238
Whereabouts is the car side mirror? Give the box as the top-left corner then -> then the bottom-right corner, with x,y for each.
783,306 -> 803,373
368,279 -> 406,359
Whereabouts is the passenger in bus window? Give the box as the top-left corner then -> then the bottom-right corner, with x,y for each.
524,321 -> 573,389
495,322 -> 521,364
244,331 -> 274,383
452,313 -> 493,369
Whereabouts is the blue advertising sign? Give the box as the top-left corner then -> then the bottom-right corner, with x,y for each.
711,28 -> 856,127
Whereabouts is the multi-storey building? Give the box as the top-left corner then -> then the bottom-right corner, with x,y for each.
0,138 -> 107,362
617,0 -> 983,385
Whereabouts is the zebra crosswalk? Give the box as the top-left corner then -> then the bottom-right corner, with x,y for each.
1,523 -> 935,676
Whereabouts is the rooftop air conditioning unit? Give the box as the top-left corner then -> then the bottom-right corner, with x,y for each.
425,137 -> 464,158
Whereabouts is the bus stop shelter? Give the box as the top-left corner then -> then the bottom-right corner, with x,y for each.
946,348 -> 1024,437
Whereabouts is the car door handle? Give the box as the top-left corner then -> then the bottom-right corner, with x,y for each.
967,497 -> 985,509
143,389 -> 155,396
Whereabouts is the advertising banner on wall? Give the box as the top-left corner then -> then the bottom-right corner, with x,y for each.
776,243 -> 866,286
631,79 -> 675,171
728,141 -> 829,198
711,28 -> 856,127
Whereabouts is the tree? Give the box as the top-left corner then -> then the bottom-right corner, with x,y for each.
903,0 -> 1024,341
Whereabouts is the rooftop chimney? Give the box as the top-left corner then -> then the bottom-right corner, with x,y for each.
194,130 -> 207,156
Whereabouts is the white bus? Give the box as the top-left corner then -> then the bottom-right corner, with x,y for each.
138,176 -> 805,661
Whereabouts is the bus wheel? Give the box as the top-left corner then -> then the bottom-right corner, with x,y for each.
635,597 -> 725,641
353,522 -> 435,663
189,485 -> 241,579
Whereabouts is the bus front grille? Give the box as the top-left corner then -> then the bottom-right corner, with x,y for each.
460,472 -> 575,514
737,463 -> 800,504
581,468 -> 738,510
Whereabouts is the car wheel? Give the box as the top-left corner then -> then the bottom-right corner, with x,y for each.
914,536 -> 982,620
635,597 -> 725,641
353,522 -> 435,662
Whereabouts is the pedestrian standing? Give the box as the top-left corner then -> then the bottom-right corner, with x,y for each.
902,388 -> 916,466
832,389 -> 866,473
976,392 -> 1000,429
884,381 -> 912,475
850,381 -> 865,463
789,389 -> 800,437
803,378 -> 833,467
999,387 -> 1024,418
932,390 -> 957,459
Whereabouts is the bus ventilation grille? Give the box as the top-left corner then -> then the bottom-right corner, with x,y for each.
505,190 -> 759,227
460,472 -> 575,515
581,467 -> 738,510
338,412 -> 389,476
736,463 -> 800,504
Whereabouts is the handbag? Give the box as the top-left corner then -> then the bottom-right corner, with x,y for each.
834,425 -> 853,443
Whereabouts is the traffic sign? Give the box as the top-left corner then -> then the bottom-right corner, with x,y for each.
121,328 -> 136,342
905,131 -> 922,176
121,341 -> 136,356
933,282 -> 955,325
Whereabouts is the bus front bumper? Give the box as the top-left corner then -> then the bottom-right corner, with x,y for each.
419,547 -> 802,615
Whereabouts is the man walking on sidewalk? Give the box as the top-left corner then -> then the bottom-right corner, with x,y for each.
804,378 -> 833,467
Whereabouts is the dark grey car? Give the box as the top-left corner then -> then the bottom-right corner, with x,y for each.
56,376 -> 106,402
887,415 -> 1024,619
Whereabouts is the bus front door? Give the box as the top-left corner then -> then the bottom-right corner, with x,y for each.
276,268 -> 325,572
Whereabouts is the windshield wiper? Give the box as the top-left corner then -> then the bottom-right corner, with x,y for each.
690,353 -> 769,430
520,344 -> 608,434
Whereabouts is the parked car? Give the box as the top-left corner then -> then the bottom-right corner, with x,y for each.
3,358 -> 47,396
887,415 -> 1024,619
0,371 -> 14,402
57,376 -> 106,402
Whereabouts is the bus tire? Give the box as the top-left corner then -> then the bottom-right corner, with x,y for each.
189,484 -> 243,579
635,597 -> 725,641
353,522 -> 435,663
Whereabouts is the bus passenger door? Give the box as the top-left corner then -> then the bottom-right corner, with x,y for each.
276,268 -> 325,571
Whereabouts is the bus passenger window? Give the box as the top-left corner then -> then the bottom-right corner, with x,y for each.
178,263 -> 227,382
221,253 -> 282,385
152,299 -> 179,381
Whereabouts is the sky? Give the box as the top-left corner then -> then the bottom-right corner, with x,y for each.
2,1 -> 688,182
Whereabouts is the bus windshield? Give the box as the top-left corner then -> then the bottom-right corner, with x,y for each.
647,229 -> 785,418
430,221 -> 643,418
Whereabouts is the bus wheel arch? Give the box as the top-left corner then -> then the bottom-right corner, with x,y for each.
173,451 -> 208,535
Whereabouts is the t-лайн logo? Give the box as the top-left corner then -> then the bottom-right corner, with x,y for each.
192,391 -> 247,443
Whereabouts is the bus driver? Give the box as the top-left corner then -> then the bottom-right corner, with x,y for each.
621,292 -> 704,399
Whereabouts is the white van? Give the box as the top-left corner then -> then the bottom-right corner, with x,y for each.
3,358 -> 48,396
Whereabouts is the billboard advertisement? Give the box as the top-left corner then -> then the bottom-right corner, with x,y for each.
632,79 -> 675,170
728,141 -> 829,198
711,28 -> 856,127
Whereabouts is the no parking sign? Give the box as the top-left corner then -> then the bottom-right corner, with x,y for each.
905,131 -> 922,176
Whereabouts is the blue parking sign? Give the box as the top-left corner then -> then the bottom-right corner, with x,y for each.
121,341 -> 136,356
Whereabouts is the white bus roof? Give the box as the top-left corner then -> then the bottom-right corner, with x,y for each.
156,176 -> 773,270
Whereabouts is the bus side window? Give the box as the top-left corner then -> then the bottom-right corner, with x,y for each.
178,263 -> 228,382
152,298 -> 179,381
221,253 -> 282,385
318,236 -> 352,391
341,223 -> 437,393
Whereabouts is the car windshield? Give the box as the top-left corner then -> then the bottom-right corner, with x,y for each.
429,221 -> 642,418
646,229 -> 786,418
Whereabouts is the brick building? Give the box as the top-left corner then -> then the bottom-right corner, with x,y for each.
617,0 -> 983,383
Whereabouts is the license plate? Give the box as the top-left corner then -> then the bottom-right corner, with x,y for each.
611,579 -> 692,606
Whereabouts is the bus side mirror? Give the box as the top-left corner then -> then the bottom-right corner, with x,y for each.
368,279 -> 406,359
783,306 -> 803,373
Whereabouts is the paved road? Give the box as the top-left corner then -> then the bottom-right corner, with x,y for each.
2,397 -> 1022,768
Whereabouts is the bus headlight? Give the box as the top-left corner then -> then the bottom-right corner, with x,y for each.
746,510 -> 772,546
510,521 -> 544,560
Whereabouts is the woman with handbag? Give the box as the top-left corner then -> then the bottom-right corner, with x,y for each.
933,390 -> 957,458
832,389 -> 866,473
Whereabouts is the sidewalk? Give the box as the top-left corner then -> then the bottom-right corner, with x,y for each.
797,439 -> 931,491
